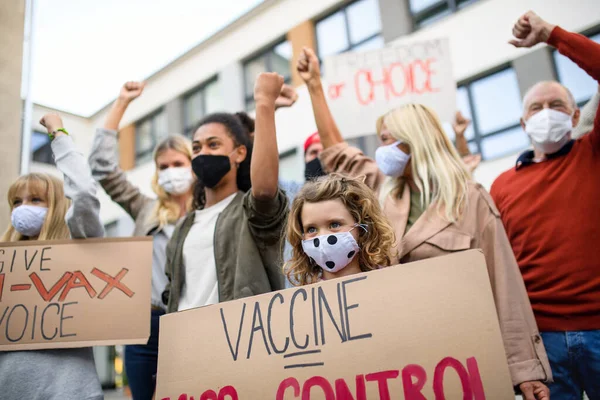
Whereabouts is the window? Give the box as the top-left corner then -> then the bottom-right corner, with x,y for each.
183,79 -> 222,136
243,40 -> 292,111
451,68 -> 528,160
553,32 -> 600,106
316,0 -> 383,60
31,131 -> 54,165
135,109 -> 168,164
409,0 -> 479,27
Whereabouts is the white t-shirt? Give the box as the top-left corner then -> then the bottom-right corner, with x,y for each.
177,193 -> 237,311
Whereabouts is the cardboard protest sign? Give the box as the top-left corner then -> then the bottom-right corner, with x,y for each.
0,237 -> 152,351
156,250 -> 513,399
324,38 -> 456,139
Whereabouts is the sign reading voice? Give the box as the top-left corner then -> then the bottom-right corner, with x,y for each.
0,237 -> 152,351
324,37 -> 456,138
156,250 -> 513,399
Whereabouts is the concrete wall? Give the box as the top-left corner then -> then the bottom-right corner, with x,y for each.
0,0 -> 25,231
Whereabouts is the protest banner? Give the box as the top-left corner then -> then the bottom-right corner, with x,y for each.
323,38 -> 456,139
0,237 -> 152,351
156,250 -> 514,399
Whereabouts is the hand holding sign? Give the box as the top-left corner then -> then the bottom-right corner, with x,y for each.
519,380 -> 550,400
297,47 -> 321,88
254,72 -> 284,106
119,81 -> 145,103
509,11 -> 555,48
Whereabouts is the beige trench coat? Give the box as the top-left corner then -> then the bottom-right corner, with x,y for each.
321,142 -> 552,386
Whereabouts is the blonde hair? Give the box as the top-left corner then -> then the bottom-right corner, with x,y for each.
1,173 -> 70,242
149,135 -> 194,228
284,174 -> 396,286
378,104 -> 471,223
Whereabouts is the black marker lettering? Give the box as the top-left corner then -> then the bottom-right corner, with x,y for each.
40,247 -> 52,271
60,301 -> 77,338
267,293 -> 288,354
220,303 -> 246,361
0,249 -> 5,273
289,288 -> 309,350
6,304 -> 28,342
317,286 -> 346,345
9,250 -> 16,273
342,276 -> 372,341
24,249 -> 38,271
311,287 -> 318,346
41,303 -> 59,340
246,301 -> 271,359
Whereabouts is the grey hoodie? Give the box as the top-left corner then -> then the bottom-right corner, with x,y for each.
0,134 -> 104,400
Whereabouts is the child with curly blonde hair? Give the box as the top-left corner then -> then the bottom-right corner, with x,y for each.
285,173 -> 396,285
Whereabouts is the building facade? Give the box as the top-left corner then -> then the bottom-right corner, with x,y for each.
28,0 -> 600,236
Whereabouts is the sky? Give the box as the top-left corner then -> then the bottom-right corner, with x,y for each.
29,0 -> 264,117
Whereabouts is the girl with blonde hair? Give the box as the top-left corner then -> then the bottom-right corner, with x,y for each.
88,82 -> 194,399
285,173 -> 395,285
0,114 -> 104,399
297,47 -> 552,396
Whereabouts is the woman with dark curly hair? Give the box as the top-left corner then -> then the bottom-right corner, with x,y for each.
162,73 -> 289,313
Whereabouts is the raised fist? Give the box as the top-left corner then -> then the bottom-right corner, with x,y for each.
254,73 -> 285,106
119,81 -> 145,102
275,84 -> 299,110
297,47 -> 321,86
39,113 -> 64,136
453,111 -> 471,137
509,11 -> 555,48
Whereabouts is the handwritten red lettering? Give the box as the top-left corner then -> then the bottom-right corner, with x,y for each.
276,377 -> 300,400
58,271 -> 97,302
92,267 -> 134,298
433,357 -> 473,400
335,374 -> 366,400
328,83 -> 346,99
347,58 -> 440,106
31,272 -> 72,302
402,364 -> 427,400
302,376 -> 335,400
365,370 -> 399,400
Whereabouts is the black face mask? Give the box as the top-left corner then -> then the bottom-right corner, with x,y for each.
304,158 -> 326,181
192,155 -> 231,188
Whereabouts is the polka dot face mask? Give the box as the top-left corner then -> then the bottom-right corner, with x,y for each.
301,224 -> 367,273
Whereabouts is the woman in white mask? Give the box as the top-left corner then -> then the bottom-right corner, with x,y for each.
88,82 -> 194,400
298,47 -> 552,398
1,114 -> 104,399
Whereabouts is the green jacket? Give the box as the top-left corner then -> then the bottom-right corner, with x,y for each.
163,190 -> 288,313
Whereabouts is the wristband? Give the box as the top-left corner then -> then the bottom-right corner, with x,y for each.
49,128 -> 68,140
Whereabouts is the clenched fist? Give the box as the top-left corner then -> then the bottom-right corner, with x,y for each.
453,111 -> 471,137
275,84 -> 299,110
509,11 -> 555,48
297,47 -> 321,87
254,73 -> 285,106
39,113 -> 64,137
119,81 -> 145,103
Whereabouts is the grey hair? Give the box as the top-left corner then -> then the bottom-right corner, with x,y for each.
522,81 -> 578,114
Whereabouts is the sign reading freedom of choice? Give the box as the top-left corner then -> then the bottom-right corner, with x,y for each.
156,250 -> 514,399
324,37 -> 456,139
0,237 -> 152,351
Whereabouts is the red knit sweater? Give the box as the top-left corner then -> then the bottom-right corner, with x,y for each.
491,27 -> 600,332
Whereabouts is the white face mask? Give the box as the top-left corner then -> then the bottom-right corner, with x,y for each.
11,205 -> 48,237
157,167 -> 194,195
301,225 -> 367,274
375,141 -> 411,177
525,109 -> 573,155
